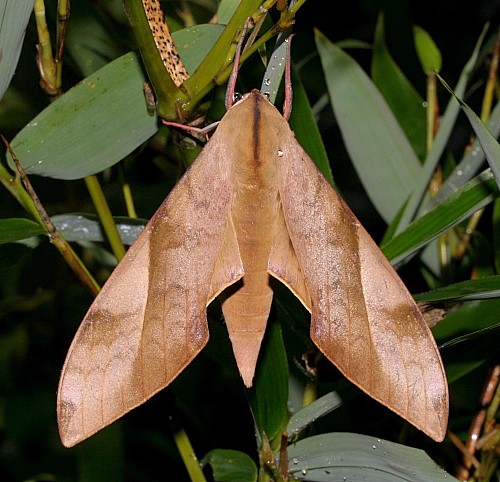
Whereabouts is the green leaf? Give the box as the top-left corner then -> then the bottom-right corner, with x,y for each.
415,275 -> 500,302
382,170 -> 498,265
441,322 -> 500,354
396,25 -> 488,234
432,100 -> 500,206
182,0 -> 264,101
438,74 -> 500,189
173,24 -> 225,75
315,30 -> 421,223
372,15 -> 426,160
202,449 -> 258,482
217,0 -> 242,25
6,53 -> 158,180
287,392 -> 343,440
0,0 -> 34,100
432,298 -> 500,343
290,67 -> 334,185
260,32 -> 289,105
413,26 -> 442,74
51,214 -> 146,245
286,433 -> 457,481
444,357 -> 492,386
494,198 -> 500,273
66,2 -> 126,77
0,218 -> 45,243
435,303 -> 499,383
247,319 -> 288,444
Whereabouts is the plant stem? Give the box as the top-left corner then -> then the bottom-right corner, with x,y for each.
172,426 -> 207,482
84,175 -> 126,261
33,0 -> 59,95
1,136 -> 100,296
55,0 -> 71,88
0,163 -> 44,224
119,167 -> 138,219
185,0 -> 307,112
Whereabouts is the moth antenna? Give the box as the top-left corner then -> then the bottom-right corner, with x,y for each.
225,18 -> 252,110
282,33 -> 295,121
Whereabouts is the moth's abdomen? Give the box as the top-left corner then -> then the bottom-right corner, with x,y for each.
217,93 -> 286,386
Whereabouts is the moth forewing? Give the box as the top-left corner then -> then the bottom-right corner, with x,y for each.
261,93 -> 448,441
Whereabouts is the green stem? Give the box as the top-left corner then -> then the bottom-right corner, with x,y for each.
55,0 -> 71,89
173,426 -> 207,482
182,0 -> 308,115
50,231 -> 101,296
289,0 -> 307,15
33,0 -> 59,95
84,175 -> 126,261
302,381 -> 317,407
0,136 -> 100,297
186,18 -> 292,112
123,0 -> 190,119
119,167 -> 138,219
485,372 -> 500,427
0,164 -> 44,224
0,165 -> 99,296
425,73 -> 437,153
480,31 -> 499,123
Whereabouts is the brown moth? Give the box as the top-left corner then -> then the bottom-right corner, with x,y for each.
57,90 -> 448,447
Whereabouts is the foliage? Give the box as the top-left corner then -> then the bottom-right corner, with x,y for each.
0,0 -> 499,481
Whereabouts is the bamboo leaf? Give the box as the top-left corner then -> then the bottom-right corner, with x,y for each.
315,30 -> 421,223
286,433 -> 457,481
396,25 -> 489,234
247,319 -> 288,444
290,67 -> 333,184
66,3 -> 125,77
413,26 -> 442,74
431,100 -> 500,206
202,449 -> 258,482
382,170 -> 498,265
438,74 -> 500,189
415,275 -> 500,302
5,53 -> 158,180
51,214 -> 146,245
372,15 -> 426,160
0,0 -> 34,100
287,392 -> 343,439
173,24 -> 225,74
0,218 -> 45,243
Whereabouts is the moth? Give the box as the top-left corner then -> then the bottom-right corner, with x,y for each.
57,89 -> 448,447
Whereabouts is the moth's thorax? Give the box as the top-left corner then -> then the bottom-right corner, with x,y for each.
217,93 -> 284,275
222,91 -> 288,194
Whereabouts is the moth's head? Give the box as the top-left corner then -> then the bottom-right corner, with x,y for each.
230,89 -> 273,109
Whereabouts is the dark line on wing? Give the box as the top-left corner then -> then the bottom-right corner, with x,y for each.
252,94 -> 261,162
